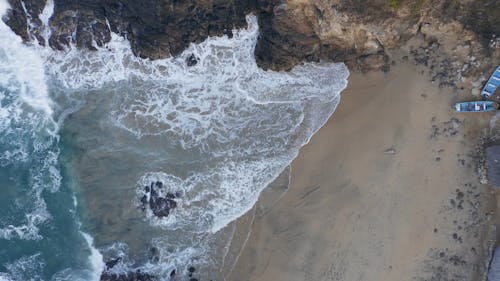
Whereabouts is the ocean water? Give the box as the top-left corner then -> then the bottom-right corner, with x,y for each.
0,1 -> 349,280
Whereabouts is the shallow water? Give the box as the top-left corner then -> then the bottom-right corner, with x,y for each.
0,3 -> 348,279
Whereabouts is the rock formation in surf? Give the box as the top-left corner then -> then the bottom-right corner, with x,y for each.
139,181 -> 179,218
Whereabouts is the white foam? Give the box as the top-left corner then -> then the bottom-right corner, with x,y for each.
39,0 -> 54,28
0,0 -> 9,17
0,274 -> 14,281
0,9 -> 53,115
0,0 -> 60,243
81,232 -> 105,281
39,0 -> 54,46
4,254 -> 45,281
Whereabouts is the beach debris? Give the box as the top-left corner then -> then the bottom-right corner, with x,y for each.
383,147 -> 396,155
430,117 -> 464,139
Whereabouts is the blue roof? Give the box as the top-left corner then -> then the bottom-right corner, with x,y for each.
482,66 -> 500,97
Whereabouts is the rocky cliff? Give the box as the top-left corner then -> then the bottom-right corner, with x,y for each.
2,0 -> 500,88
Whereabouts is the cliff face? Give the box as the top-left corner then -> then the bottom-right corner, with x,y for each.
254,0 -> 500,90
4,0 -> 255,58
3,0 -> 500,90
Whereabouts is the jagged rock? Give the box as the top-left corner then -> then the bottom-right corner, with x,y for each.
105,257 -> 122,270
139,182 -> 178,218
150,197 -> 177,218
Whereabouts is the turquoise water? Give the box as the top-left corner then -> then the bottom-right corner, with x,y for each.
0,85 -> 99,281
0,7 -> 349,280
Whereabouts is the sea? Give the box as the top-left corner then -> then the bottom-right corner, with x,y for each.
0,0 -> 349,280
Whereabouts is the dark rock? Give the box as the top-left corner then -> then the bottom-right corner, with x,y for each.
32,0 -> 254,59
150,187 -> 159,200
105,257 -> 122,269
144,186 -> 150,193
149,197 -> 177,218
186,54 -> 199,66
170,269 -> 176,277
166,192 -> 176,199
4,0 -> 46,44
188,266 -> 196,273
155,181 -> 163,189
140,195 -> 148,205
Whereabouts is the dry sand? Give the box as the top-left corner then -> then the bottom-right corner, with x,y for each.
221,61 -> 497,281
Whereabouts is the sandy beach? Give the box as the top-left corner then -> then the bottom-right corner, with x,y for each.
222,60 -> 497,281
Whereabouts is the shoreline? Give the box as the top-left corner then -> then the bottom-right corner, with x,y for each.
222,59 -> 497,281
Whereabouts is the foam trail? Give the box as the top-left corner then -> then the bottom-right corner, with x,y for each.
81,232 -> 105,281
39,0 -> 54,27
39,0 -> 54,46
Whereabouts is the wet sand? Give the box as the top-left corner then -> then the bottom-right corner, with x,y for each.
222,61 -> 496,281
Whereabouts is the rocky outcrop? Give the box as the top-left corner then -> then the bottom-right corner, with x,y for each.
139,181 -> 179,218
5,0 -> 254,57
3,0 -> 500,90
253,0 -> 500,90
